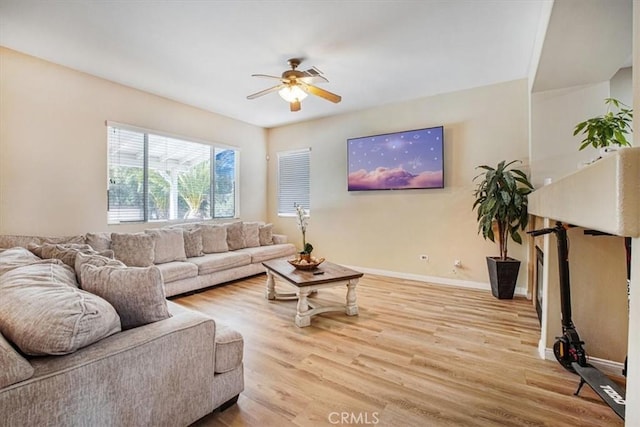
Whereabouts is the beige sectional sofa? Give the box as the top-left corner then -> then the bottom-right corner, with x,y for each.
0,221 -> 296,425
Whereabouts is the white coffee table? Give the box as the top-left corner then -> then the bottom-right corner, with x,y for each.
262,259 -> 363,327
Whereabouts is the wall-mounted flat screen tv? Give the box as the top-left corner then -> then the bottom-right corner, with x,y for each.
347,126 -> 444,191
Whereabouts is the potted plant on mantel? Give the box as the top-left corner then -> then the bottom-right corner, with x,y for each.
472,160 -> 534,299
573,97 -> 633,154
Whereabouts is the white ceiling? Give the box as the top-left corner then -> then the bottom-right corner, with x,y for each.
0,0 -> 617,129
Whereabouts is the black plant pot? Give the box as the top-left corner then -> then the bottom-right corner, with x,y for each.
486,256 -> 521,299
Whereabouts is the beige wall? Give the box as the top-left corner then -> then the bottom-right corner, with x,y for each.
0,47 -> 268,236
530,81 -> 610,187
267,79 -> 530,291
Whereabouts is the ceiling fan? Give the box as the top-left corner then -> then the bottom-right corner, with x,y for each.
247,58 -> 342,112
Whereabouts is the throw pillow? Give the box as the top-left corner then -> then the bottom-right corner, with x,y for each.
225,222 -> 245,250
145,228 -> 187,264
198,224 -> 228,253
243,222 -> 260,248
0,247 -> 52,277
259,223 -> 274,246
28,243 -> 105,268
80,264 -> 171,330
74,252 -> 126,287
0,263 -> 121,356
0,332 -> 34,388
183,228 -> 204,258
85,232 -> 112,252
110,232 -> 155,267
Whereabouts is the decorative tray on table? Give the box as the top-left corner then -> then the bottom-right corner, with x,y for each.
288,257 -> 325,270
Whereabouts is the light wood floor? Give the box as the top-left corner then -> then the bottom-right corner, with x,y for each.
172,273 -> 624,427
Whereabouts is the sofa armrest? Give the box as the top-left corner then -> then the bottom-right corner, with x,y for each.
272,234 -> 289,244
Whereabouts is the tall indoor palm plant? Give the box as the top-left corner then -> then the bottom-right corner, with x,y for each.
472,160 -> 534,298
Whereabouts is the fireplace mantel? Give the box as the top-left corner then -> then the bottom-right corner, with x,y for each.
528,147 -> 640,237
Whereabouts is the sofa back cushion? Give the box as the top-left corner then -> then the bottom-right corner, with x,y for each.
243,222 -> 260,248
259,223 -> 274,246
28,243 -> 114,269
80,264 -> 171,330
111,232 -> 155,267
74,252 -> 126,287
0,247 -> 56,277
183,228 -> 204,258
0,332 -> 34,388
85,232 -> 112,251
198,224 -> 228,254
145,228 -> 187,264
225,222 -> 245,250
0,263 -> 121,356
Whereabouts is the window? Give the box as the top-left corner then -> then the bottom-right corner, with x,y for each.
107,123 -> 238,224
277,148 -> 310,216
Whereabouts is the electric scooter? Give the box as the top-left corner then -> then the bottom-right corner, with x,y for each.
529,222 -> 626,420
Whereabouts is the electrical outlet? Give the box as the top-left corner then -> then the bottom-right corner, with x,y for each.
419,254 -> 429,261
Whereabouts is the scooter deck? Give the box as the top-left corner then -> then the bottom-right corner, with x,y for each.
572,363 -> 625,420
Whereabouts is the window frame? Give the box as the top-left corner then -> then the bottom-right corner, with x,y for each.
106,121 -> 240,224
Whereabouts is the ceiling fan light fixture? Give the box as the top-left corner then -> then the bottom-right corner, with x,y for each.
278,84 -> 308,103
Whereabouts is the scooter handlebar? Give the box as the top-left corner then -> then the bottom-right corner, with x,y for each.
528,227 -> 556,237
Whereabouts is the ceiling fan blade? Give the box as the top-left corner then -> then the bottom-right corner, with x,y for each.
246,84 -> 283,100
299,75 -> 329,84
301,83 -> 342,103
290,100 -> 301,112
251,74 -> 284,80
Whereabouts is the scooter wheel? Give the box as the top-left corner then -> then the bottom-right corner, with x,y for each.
553,337 -> 577,374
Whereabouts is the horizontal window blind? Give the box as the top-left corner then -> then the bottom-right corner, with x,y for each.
108,127 -> 146,223
278,148 -> 310,215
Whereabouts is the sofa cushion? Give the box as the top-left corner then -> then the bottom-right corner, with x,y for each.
85,232 -> 111,251
183,228 -> 204,258
155,261 -> 199,284
214,323 -> 244,373
145,228 -> 187,264
225,222 -> 245,250
80,264 -> 171,330
0,247 -> 58,277
28,243 -> 112,268
237,244 -> 298,264
0,263 -> 121,356
187,251 -> 252,275
74,252 -> 126,287
111,232 -> 155,267
0,332 -> 34,388
0,234 -> 84,250
243,222 -> 260,248
259,223 -> 274,246
198,224 -> 228,254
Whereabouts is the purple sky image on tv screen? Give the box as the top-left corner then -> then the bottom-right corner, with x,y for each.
348,126 -> 444,191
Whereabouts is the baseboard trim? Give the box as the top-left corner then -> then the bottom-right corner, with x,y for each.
543,348 -> 625,377
345,265 -> 528,297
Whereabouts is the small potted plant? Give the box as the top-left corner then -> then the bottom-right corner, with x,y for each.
294,203 -> 313,261
573,97 -> 633,154
472,160 -> 534,299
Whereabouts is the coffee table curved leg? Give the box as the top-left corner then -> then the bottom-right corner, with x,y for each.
295,289 -> 311,327
265,270 -> 276,300
346,279 -> 359,316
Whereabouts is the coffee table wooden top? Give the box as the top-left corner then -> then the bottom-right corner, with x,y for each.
262,259 -> 363,287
